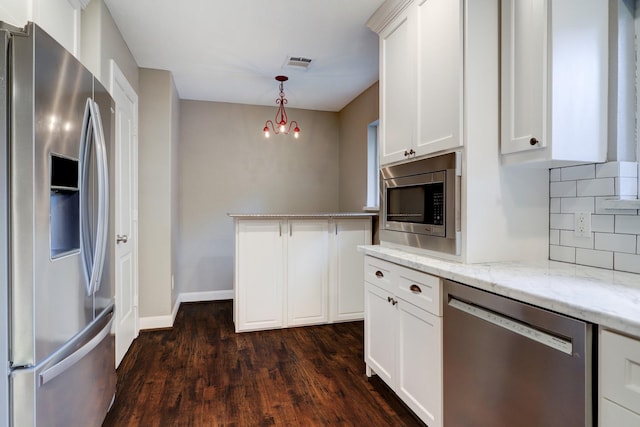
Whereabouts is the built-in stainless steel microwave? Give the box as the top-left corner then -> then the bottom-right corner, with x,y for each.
380,152 -> 461,255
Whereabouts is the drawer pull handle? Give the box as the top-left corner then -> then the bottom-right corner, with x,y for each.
375,270 -> 384,278
410,284 -> 422,294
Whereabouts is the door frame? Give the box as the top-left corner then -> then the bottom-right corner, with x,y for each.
110,59 -> 139,366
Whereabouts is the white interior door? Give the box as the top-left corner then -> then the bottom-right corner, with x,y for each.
110,60 -> 139,367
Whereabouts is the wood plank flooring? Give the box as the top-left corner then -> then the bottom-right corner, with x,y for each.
102,300 -> 424,426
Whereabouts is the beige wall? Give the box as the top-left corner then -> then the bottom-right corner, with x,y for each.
338,82 -> 379,211
176,101 -> 340,294
138,68 -> 178,317
80,0 -> 138,93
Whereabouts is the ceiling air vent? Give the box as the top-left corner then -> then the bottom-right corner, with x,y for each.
283,56 -> 313,70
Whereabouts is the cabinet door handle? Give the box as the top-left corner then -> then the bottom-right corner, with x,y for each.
409,284 -> 422,294
335,223 -> 338,235
530,137 -> 539,146
375,270 -> 384,278
289,223 -> 292,236
279,223 -> 282,237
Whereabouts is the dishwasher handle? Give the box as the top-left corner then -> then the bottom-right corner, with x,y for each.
448,297 -> 573,355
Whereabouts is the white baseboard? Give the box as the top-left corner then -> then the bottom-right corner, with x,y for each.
138,314 -> 174,330
139,289 -> 233,331
179,289 -> 234,303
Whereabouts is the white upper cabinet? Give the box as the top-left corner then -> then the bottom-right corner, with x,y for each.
377,4 -> 417,165
370,0 -> 467,166
500,0 -> 608,166
416,0 -> 462,155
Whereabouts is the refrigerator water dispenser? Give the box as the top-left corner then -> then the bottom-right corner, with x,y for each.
50,154 -> 79,258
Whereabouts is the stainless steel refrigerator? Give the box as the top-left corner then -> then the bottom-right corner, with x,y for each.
1,22 -> 116,426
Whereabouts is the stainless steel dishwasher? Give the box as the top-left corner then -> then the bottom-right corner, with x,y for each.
443,279 -> 593,427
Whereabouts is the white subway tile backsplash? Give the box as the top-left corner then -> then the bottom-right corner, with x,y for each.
576,178 -> 615,197
614,253 -> 640,274
615,216 -> 640,235
619,162 -> 639,177
615,177 -> 638,197
561,197 -> 595,214
591,215 -> 614,233
594,233 -> 636,254
551,162 -> 640,273
560,230 -> 593,249
550,245 -> 576,263
550,181 -> 577,197
550,214 -> 575,230
576,248 -> 613,269
595,197 -> 638,215
595,162 -> 620,178
561,164 -> 595,181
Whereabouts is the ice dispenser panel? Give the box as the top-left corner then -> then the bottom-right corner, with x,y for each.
50,154 -> 79,258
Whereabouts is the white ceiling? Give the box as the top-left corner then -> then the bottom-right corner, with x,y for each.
103,0 -> 385,112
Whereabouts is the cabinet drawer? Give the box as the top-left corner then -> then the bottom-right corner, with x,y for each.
364,256 -> 395,293
600,330 -> 640,415
396,266 -> 441,316
600,398 -> 640,427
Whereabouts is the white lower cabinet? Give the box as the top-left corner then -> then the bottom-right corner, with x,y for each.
287,220 -> 330,327
234,220 -> 285,331
599,329 -> 640,427
364,256 -> 442,427
234,217 -> 371,332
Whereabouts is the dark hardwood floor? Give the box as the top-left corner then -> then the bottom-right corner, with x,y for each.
102,300 -> 424,426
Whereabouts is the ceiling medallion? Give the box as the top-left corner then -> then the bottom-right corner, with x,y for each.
263,75 -> 300,139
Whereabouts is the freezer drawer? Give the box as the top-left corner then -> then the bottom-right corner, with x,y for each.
11,309 -> 116,427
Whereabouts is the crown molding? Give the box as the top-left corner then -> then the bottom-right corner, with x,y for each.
67,0 -> 91,10
366,0 -> 414,34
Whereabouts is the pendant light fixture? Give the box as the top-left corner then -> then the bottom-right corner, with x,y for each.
263,75 -> 300,139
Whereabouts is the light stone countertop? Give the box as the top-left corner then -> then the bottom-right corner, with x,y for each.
359,245 -> 640,337
228,212 -> 378,218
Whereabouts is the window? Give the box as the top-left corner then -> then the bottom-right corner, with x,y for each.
366,120 -> 380,209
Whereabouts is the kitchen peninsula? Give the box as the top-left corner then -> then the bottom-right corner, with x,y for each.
229,213 -> 375,332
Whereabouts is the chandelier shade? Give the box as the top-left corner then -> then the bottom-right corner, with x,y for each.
263,75 -> 300,139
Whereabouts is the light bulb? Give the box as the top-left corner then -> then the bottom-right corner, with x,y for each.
294,127 -> 300,139
279,123 -> 285,133
263,126 -> 270,138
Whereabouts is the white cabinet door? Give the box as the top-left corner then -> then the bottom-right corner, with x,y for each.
416,0 -> 462,156
397,299 -> 442,427
235,220 -> 284,332
365,282 -> 396,385
500,0 -> 546,155
287,220 -> 330,327
379,6 -> 416,165
501,0 -> 608,164
330,219 -> 372,322
600,399 -> 640,427
600,329 -> 640,426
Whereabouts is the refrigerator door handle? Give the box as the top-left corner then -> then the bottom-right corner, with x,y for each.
89,99 -> 109,295
79,98 -> 109,296
38,316 -> 114,386
79,98 -> 95,296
